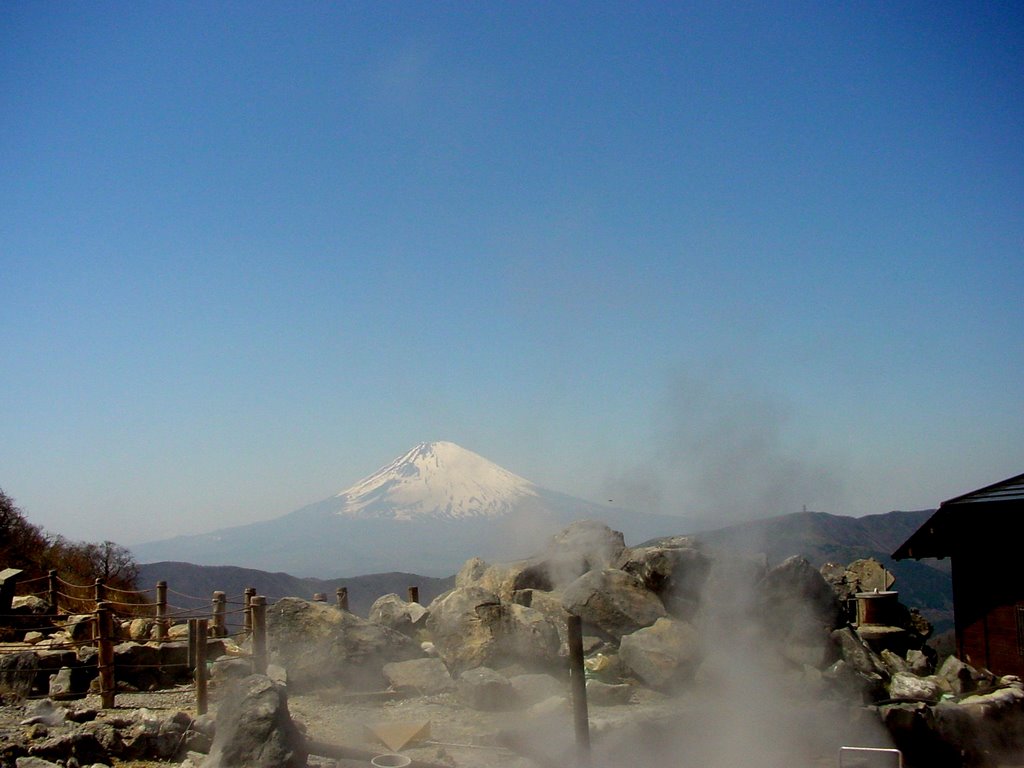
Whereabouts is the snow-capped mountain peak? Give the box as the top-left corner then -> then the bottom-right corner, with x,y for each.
334,441 -> 539,521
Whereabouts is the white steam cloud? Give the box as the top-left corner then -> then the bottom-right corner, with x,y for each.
607,372 -> 847,528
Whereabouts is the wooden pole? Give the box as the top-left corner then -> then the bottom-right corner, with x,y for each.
407,586 -> 419,604
251,595 -> 267,674
94,578 -> 105,609
244,587 -> 256,635
567,614 -> 591,767
187,618 -> 198,671
48,570 -> 58,616
211,591 -> 226,638
195,618 -> 209,715
336,587 -> 348,612
96,601 -> 116,709
155,581 -> 167,641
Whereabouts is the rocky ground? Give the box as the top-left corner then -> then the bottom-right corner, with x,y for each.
5,522 -> 1024,768
0,676 -> 854,768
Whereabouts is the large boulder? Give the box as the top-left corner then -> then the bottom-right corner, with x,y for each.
266,597 -> 422,690
0,651 -> 38,697
759,556 -> 842,663
541,521 -> 627,588
618,617 -> 701,691
615,537 -> 710,620
456,667 -> 517,711
382,657 -> 454,695
114,642 -> 162,691
937,655 -> 995,696
204,675 -> 306,768
888,672 -> 944,702
426,586 -> 560,674
511,588 -> 571,649
369,594 -> 429,638
560,569 -> 665,640
473,560 -> 554,601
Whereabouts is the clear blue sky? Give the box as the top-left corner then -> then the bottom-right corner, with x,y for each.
2,2 -> 1021,545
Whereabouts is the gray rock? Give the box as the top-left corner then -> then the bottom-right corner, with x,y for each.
831,627 -> 889,679
128,618 -> 155,641
618,617 -> 700,691
937,655 -> 992,696
585,679 -> 633,705
78,720 -> 121,756
760,556 -> 842,653
47,667 -> 80,700
542,521 -> 627,588
1,651 -> 39,697
12,595 -> 49,615
426,587 -> 560,673
25,731 -> 107,766
511,588 -> 570,648
382,657 -> 454,694
16,757 -> 63,768
615,538 -> 710,620
457,667 -> 517,710
266,597 -> 422,690
63,615 -> 94,643
205,675 -> 306,768
20,699 -> 66,726
455,556 -> 489,588
369,593 -> 429,637
508,672 -> 564,705
889,672 -> 944,702
561,569 -> 666,639
211,657 -> 254,684
113,642 -> 162,691
881,648 -> 912,676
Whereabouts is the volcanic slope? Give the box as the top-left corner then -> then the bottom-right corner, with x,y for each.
131,441 -> 679,577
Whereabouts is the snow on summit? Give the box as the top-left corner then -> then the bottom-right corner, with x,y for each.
333,441 -> 539,520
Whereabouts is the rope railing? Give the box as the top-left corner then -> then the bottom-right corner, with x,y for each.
102,583 -> 152,595
14,575 -> 49,588
166,587 -> 212,601
1,569 -> 406,710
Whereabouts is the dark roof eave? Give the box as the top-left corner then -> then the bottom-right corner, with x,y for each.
891,508 -> 949,560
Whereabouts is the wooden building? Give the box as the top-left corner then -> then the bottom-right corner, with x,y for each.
893,472 -> 1024,677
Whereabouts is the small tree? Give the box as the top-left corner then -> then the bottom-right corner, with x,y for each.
0,488 -> 47,573
42,536 -> 140,592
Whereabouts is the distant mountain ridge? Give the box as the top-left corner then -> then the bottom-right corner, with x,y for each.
138,507 -> 953,634
136,561 -> 454,619
688,508 -> 953,633
132,441 -> 681,576
690,508 -> 939,565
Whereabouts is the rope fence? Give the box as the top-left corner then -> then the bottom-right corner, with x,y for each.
2,567 -> 422,713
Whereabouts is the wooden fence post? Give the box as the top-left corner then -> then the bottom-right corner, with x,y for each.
187,618 -> 198,672
244,587 -> 256,634
48,570 -> 58,616
211,591 -> 226,638
251,595 -> 267,675
567,614 -> 591,768
195,618 -> 209,715
96,601 -> 116,709
336,587 -> 348,612
155,581 -> 167,641
94,578 -> 106,609
407,586 -> 419,604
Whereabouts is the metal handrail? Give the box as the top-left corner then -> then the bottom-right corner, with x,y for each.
838,746 -> 903,768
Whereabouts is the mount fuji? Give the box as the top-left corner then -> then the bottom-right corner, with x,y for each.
132,441 -> 683,577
